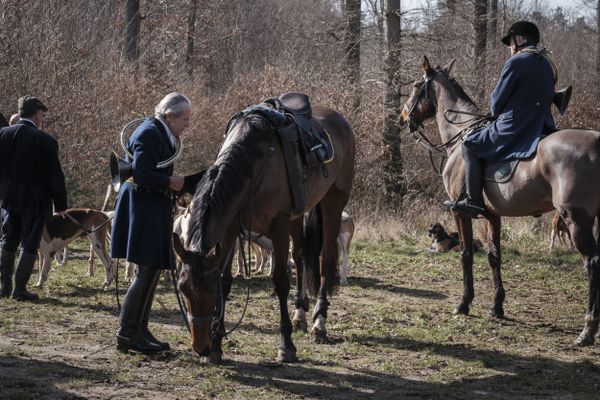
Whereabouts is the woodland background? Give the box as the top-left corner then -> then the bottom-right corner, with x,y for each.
1,0 -> 599,215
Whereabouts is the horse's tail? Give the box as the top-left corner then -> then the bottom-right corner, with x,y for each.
302,204 -> 340,297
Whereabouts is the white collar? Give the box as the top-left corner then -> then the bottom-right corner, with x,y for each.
156,117 -> 176,145
20,118 -> 37,127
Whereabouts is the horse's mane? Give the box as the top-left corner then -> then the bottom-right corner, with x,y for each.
187,114 -> 274,254
440,69 -> 477,108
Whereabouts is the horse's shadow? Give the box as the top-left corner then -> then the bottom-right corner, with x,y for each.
0,355 -> 109,399
208,336 -> 600,399
350,277 -> 447,300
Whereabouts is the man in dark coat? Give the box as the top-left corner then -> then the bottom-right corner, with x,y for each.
452,21 -> 556,218
111,92 -> 190,353
0,96 -> 68,300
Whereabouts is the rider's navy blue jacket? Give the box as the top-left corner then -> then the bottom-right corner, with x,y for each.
464,47 -> 556,162
110,117 -> 175,269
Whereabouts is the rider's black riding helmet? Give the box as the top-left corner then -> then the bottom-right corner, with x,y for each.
501,21 -> 540,46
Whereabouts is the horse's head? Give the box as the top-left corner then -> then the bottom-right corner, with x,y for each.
399,56 -> 456,132
174,233 -> 223,357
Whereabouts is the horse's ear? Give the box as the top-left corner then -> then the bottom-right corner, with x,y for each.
207,242 -> 221,258
172,233 -> 190,262
422,56 -> 434,77
443,59 -> 456,75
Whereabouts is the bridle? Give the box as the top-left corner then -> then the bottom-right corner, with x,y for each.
402,69 -> 492,176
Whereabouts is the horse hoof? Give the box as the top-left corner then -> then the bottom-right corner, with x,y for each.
277,348 -> 298,363
453,303 -> 470,315
491,306 -> 504,319
209,351 -> 223,364
292,318 -> 308,332
311,328 -> 328,344
576,332 -> 595,346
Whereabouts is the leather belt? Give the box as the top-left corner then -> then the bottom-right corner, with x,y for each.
125,177 -> 172,198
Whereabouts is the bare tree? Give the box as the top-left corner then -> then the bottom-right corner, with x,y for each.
489,0 -> 499,43
185,0 -> 199,77
473,0 -> 488,103
597,0 -> 600,96
123,0 -> 140,63
345,0 -> 361,111
382,0 -> 403,202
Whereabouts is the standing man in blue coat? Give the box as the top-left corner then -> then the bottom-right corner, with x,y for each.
0,96 -> 68,300
452,21 -> 556,218
111,92 -> 190,353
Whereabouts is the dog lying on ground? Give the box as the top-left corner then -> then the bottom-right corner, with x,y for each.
36,208 -> 115,289
428,222 -> 483,253
338,211 -> 354,285
550,211 -> 574,250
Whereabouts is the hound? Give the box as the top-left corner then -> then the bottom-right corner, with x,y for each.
36,208 -> 115,289
550,211 -> 574,250
428,222 -> 483,253
338,211 -> 354,285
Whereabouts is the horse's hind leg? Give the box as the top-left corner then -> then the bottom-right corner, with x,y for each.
486,215 -> 505,318
290,219 -> 308,332
270,217 -> 297,362
311,194 -> 345,342
562,207 -> 600,345
453,212 -> 475,315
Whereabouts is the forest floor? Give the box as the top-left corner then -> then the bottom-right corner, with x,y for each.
1,218 -> 600,399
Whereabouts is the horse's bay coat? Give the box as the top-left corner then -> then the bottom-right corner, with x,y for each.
464,47 -> 556,162
110,117 -> 175,269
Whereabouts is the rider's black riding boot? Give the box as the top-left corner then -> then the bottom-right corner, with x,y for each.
451,144 -> 486,218
116,265 -> 162,353
11,251 -> 39,301
140,271 -> 170,351
0,249 -> 16,298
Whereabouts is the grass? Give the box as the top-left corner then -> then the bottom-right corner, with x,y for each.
1,213 -> 600,399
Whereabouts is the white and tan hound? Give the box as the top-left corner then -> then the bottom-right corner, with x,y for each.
36,208 -> 115,289
550,211 -> 574,250
338,211 -> 354,285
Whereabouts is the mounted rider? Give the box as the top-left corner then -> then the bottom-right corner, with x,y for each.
452,21 -> 557,218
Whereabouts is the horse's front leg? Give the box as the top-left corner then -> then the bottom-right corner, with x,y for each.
210,233 -> 236,364
453,212 -> 475,315
290,219 -> 309,332
270,219 -> 297,362
486,215 -> 505,317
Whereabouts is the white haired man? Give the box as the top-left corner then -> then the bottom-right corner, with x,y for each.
111,92 -> 191,353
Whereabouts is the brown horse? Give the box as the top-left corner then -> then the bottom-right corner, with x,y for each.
173,98 -> 355,362
399,56 -> 600,346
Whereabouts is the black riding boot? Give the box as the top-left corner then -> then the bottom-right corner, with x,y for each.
0,249 -> 16,298
116,265 -> 162,353
140,271 -> 170,350
12,252 -> 39,301
451,144 -> 485,218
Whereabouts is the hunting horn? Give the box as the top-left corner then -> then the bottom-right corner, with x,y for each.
110,117 -> 184,192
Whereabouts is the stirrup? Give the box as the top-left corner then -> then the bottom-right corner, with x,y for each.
444,199 -> 485,219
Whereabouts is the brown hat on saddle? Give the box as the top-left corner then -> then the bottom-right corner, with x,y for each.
18,95 -> 48,115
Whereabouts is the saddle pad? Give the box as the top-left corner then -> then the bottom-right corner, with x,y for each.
484,160 -> 519,183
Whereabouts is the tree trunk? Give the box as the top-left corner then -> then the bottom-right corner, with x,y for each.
345,0 -> 361,111
123,0 -> 140,63
489,0 -> 498,44
596,0 -> 600,96
185,0 -> 199,77
382,0 -> 403,203
472,0 -> 488,104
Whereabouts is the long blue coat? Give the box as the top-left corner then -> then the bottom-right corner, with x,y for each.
464,47 -> 556,162
110,117 -> 175,269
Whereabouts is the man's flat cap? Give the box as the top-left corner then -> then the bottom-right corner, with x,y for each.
18,95 -> 48,114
